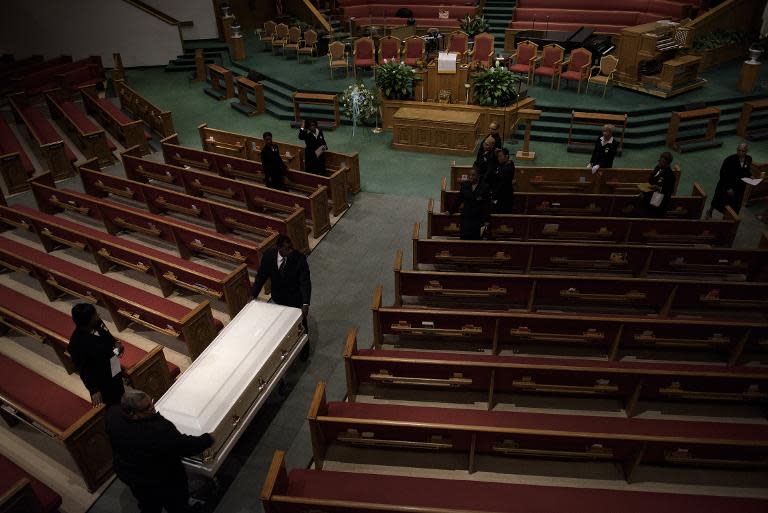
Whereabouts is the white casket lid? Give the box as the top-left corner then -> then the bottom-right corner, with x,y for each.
156,301 -> 302,436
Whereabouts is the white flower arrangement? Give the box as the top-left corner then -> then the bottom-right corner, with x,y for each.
340,82 -> 379,134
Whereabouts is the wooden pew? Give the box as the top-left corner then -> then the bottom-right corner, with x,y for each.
0,353 -> 112,492
737,98 -> 768,140
29,173 -> 271,270
292,91 -> 340,130
199,123 -> 361,195
121,150 -> 330,238
0,203 -> 250,319
0,115 -> 35,194
308,382 -> 768,480
79,84 -> 151,155
163,133 -> 349,216
12,56 -> 102,97
371,286 -> 768,364
742,162 -> 768,208
392,249 -> 768,319
204,64 -> 235,100
666,107 -> 722,153
114,79 -> 175,138
0,235 -> 220,360
8,93 -> 75,180
566,111 -> 627,155
343,327 -> 768,416
78,163 -> 310,254
261,450 -> 768,513
0,282 -> 176,400
412,222 -> 768,281
44,88 -> 116,167
0,453 -> 61,513
232,76 -> 265,116
441,178 -> 706,219
427,199 -> 740,247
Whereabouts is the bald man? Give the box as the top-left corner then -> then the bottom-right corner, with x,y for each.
707,143 -> 752,218
474,136 -> 499,180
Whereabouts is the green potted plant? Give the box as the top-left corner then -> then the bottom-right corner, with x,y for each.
471,67 -> 520,107
375,61 -> 416,100
688,29 -> 750,70
460,14 -> 490,38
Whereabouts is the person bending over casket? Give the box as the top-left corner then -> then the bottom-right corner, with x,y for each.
707,143 -> 752,218
252,234 -> 312,360
588,124 -> 619,174
449,165 -> 491,240
106,389 -> 214,513
298,119 -> 328,175
641,151 -> 676,218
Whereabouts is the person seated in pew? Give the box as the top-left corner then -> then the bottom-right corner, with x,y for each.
488,147 -> 515,214
69,303 -> 125,406
449,165 -> 491,240
474,136 -> 498,181
588,124 -> 619,174
261,131 -> 288,190
106,389 -> 214,513
298,119 -> 328,175
707,143 -> 752,218
641,151 -> 676,218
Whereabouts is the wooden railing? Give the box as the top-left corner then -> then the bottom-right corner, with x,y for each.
286,0 -> 332,34
682,0 -> 765,46
120,0 -> 181,25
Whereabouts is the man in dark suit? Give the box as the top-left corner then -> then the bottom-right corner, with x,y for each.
260,131 -> 287,190
474,136 -> 498,181
707,143 -> 753,218
106,389 -> 214,513
69,303 -> 125,406
489,148 -> 515,214
641,151 -> 676,218
449,166 -> 491,240
252,234 -> 312,359
298,119 -> 328,175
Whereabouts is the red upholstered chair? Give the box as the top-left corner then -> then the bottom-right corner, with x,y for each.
559,47 -> 592,93
353,37 -> 375,77
448,31 -> 469,63
470,32 -> 495,68
403,36 -> 425,66
508,40 -> 538,84
378,36 -> 401,64
532,43 -> 564,89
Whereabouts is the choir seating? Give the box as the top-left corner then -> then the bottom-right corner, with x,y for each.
308,381 -> 768,480
559,47 -> 592,93
343,327 -> 768,417
507,40 -> 538,83
0,282 -> 176,399
447,31 -> 469,63
378,36 -> 400,63
532,44 -> 564,88
441,178 -> 706,219
29,173 -> 271,270
44,88 -> 116,167
77,163 -> 310,254
342,3 -> 475,29
122,150 -> 330,238
8,93 -> 76,181
0,453 -> 61,513
199,123 -> 361,195
412,222 -> 768,281
114,79 -> 175,138
353,37 -> 375,78
0,234 -> 220,360
0,353 -> 112,491
261,450 -> 768,513
80,84 -> 151,155
470,32 -> 495,68
427,199 -> 740,247
0,202 -> 251,319
403,36 -> 425,66
0,115 -> 35,194
371,286 -> 767,364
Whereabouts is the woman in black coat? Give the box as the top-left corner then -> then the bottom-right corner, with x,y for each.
707,143 -> 752,217
642,152 -> 676,217
449,166 -> 491,240
588,124 -> 620,173
298,119 -> 328,175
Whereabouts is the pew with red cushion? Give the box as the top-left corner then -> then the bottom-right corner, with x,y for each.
428,199 -> 740,246
262,450 -> 768,513
11,56 -> 101,97
343,327 -> 768,417
121,151 -> 330,238
412,222 -> 768,281
371,286 -> 768,364
0,282 -> 176,399
59,63 -> 104,95
8,93 -> 76,181
0,203 -> 250,319
0,115 -> 35,194
0,235 -> 220,360
167,132 -> 349,216
114,80 -> 175,138
29,173 -> 271,270
0,453 -> 62,513
78,163 -> 310,254
0,353 -> 112,491
45,88 -> 116,167
80,84 -> 151,155
392,249 -> 768,319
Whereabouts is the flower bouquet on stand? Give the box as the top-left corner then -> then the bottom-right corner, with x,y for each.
340,82 -> 380,136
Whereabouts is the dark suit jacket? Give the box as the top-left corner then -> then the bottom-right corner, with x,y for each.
298,128 -> 327,175
251,246 -> 311,308
69,326 -> 124,404
261,143 -> 286,186
449,181 -> 491,240
489,161 -> 515,213
712,153 -> 752,213
643,164 -> 676,215
590,137 -> 619,169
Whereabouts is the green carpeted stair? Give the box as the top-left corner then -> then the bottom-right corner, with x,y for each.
483,0 -> 516,53
165,40 -> 229,73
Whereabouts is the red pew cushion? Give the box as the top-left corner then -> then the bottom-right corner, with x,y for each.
95,98 -> 152,140
0,453 -> 62,513
0,115 -> 34,174
60,101 -> 117,150
19,106 -> 77,162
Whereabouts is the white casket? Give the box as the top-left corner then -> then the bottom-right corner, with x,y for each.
156,301 -> 308,476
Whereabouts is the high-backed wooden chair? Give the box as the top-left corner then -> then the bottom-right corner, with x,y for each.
378,36 -> 401,64
403,36 -> 425,66
297,29 -> 318,64
353,37 -> 375,78
533,43 -> 564,89
559,47 -> 592,93
328,41 -> 348,79
508,40 -> 538,84
470,32 -> 495,68
272,23 -> 289,55
447,31 -> 469,63
284,26 -> 302,58
588,54 -> 619,97
261,21 -> 276,52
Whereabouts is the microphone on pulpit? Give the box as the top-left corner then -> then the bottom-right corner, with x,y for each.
545,17 -> 549,38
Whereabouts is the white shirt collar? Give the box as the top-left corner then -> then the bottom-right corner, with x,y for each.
600,136 -> 614,145
277,252 -> 285,267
